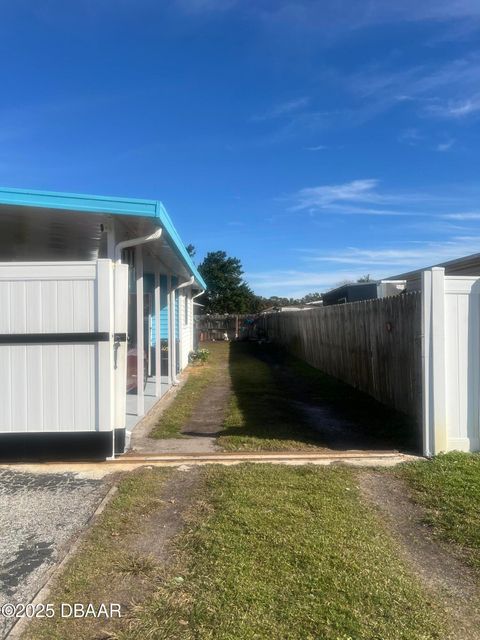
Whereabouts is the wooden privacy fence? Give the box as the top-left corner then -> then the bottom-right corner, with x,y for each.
257,293 -> 422,420
195,314 -> 250,342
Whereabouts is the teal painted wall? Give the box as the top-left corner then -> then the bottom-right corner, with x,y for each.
145,273 -> 170,344
171,276 -> 179,341
160,275 -> 169,340
144,273 -> 155,345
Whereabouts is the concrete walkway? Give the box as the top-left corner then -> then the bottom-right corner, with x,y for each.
0,469 -> 108,638
1,452 -> 420,480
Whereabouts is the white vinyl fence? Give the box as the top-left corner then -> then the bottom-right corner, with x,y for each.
422,268 -> 480,455
0,260 -> 128,434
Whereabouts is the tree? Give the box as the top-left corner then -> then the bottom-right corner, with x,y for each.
254,292 -> 323,310
301,292 -> 322,304
186,243 -> 196,259
357,274 -> 372,282
198,251 -> 258,314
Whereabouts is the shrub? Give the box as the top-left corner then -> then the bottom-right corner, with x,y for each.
188,348 -> 210,365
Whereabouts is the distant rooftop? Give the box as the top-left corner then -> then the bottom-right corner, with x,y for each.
388,251 -> 480,281
324,281 -> 377,296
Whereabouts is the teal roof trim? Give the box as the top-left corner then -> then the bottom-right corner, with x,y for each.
156,201 -> 206,290
0,186 -> 206,290
0,186 -> 159,217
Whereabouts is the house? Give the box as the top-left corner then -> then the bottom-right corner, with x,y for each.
322,280 -> 405,306
260,304 -> 317,314
0,187 -> 206,457
388,252 -> 480,291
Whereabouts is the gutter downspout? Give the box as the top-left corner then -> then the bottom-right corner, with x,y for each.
191,289 -> 205,350
109,228 -> 163,460
192,289 -> 205,301
170,276 -> 194,383
114,228 -> 162,263
175,276 -> 195,291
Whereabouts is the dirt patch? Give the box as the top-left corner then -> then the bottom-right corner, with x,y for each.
130,346 -> 232,455
359,472 -> 480,640
128,376 -> 188,454
181,365 -> 231,438
252,345 -> 415,452
133,365 -> 231,454
128,466 -> 201,560
291,400 -> 385,451
104,467 -> 203,631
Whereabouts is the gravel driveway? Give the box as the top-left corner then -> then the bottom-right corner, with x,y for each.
0,469 -> 108,638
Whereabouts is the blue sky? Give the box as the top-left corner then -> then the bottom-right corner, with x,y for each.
1,1 -> 480,297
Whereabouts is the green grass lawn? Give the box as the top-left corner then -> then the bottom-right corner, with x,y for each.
397,452 -> 480,569
129,464 -> 447,640
218,342 -> 322,451
150,340 -> 414,451
150,342 -> 229,438
219,342 -> 415,451
24,467 -> 173,640
284,349 -> 418,451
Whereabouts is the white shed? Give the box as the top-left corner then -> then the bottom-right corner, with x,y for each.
0,187 -> 206,458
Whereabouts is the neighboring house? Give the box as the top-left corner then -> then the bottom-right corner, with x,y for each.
389,252 -> 480,291
0,187 -> 206,456
322,281 -> 405,306
260,305 -> 316,313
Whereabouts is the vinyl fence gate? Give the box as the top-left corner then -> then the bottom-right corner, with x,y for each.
0,259 -> 128,452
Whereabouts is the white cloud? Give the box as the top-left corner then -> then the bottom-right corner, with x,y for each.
175,0 -> 480,23
256,109 -> 338,145
305,144 -> 327,151
246,268 -> 371,296
251,97 -> 310,122
442,212 -> 480,220
253,1 -> 480,39
436,138 -> 455,151
249,55 -> 480,144
346,54 -> 480,124
324,206 -> 427,216
315,248 -> 430,266
247,234 -> 480,297
428,95 -> 480,118
251,56 -> 480,145
304,236 -> 480,270
289,178 -> 450,216
398,128 -> 423,146
175,0 -> 238,13
293,179 -> 380,209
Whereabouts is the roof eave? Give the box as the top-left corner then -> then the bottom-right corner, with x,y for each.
0,186 -> 207,290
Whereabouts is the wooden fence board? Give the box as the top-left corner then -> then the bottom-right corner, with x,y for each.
195,314 -> 250,342
258,293 -> 422,420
